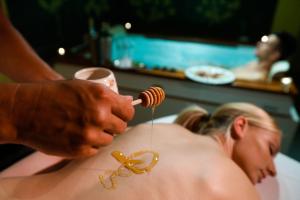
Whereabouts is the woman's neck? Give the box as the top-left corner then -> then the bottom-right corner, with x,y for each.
257,59 -> 274,72
210,133 -> 234,158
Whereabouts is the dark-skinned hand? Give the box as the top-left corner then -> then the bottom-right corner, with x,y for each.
11,79 -> 134,158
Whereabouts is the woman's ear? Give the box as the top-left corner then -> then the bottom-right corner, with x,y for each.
231,116 -> 248,140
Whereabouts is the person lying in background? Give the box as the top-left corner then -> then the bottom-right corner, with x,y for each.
0,9 -> 134,159
0,102 -> 281,200
233,32 -> 297,81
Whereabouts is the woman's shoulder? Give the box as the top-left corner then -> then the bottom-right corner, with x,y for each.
202,156 -> 260,200
126,123 -> 192,138
132,123 -> 185,130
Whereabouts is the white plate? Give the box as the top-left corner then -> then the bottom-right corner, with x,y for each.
185,65 -> 235,85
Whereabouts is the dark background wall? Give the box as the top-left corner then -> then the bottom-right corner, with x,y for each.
6,0 -> 278,48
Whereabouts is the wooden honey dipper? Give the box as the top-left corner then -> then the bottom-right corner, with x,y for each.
132,86 -> 165,107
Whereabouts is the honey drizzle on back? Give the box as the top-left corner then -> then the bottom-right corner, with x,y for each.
99,105 -> 159,190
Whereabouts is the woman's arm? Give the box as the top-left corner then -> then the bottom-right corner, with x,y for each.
0,10 -> 64,82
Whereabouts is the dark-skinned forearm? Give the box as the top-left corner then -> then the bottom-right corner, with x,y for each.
0,10 -> 64,82
0,83 -> 43,145
0,83 -> 19,143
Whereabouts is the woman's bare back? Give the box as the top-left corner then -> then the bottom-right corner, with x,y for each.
0,124 -> 259,200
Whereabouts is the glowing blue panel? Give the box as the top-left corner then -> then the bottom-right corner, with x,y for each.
111,34 -> 256,70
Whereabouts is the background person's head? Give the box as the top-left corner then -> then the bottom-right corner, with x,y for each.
255,32 -> 297,62
174,102 -> 282,184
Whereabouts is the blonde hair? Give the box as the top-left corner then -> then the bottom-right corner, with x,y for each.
174,103 -> 280,136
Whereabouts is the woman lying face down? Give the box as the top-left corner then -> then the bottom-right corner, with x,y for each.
175,102 -> 281,184
0,102 -> 281,200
